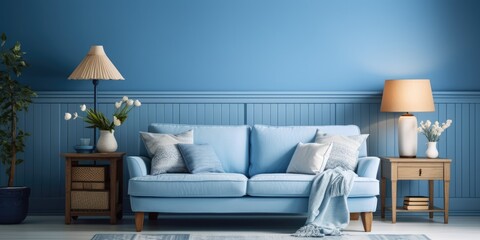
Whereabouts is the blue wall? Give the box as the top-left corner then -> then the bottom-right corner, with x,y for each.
1,0 -> 480,91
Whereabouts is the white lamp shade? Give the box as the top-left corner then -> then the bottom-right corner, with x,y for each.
380,79 -> 434,113
68,45 -> 124,80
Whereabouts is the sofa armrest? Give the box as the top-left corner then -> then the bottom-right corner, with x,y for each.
356,156 -> 380,178
126,156 -> 151,178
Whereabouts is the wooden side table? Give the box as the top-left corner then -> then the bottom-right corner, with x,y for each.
63,152 -> 126,224
380,157 -> 451,224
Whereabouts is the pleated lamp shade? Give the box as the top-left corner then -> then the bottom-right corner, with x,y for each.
68,45 -> 124,80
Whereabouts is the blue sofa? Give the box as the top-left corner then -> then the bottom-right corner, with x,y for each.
127,124 -> 380,232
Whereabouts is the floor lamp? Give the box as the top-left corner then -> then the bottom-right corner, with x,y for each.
380,79 -> 435,158
68,45 -> 124,148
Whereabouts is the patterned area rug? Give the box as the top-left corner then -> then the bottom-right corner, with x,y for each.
91,234 -> 431,240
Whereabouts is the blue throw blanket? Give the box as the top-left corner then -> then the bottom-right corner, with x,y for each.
294,167 -> 357,237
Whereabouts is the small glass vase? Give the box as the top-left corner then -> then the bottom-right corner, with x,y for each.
96,130 -> 118,153
426,142 -> 439,158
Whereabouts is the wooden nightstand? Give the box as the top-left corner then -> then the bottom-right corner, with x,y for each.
380,157 -> 451,224
63,152 -> 125,224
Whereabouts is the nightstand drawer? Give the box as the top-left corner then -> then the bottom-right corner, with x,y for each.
397,164 -> 444,179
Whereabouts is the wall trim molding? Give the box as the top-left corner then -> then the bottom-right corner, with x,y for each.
33,91 -> 480,104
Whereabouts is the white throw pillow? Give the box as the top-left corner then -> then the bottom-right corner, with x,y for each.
315,132 -> 369,171
139,130 -> 193,174
286,142 -> 333,175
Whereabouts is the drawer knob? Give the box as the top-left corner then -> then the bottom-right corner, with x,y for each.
419,169 -> 422,176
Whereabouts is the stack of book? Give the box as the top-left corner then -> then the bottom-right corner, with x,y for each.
403,196 -> 429,210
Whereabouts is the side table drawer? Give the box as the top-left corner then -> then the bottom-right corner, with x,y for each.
397,163 -> 444,179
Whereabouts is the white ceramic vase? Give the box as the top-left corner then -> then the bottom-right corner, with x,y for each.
426,142 -> 439,158
96,130 -> 118,153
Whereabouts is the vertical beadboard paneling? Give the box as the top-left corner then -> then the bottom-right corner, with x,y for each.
336,104 -> 345,125
469,104 -> 475,198
453,104 -> 464,197
277,104 -> 286,126
461,104 -> 471,198
445,104 -> 457,197
3,91 -> 478,215
32,104 -> 43,198
477,104 -> 480,198
368,104 -> 379,161
436,104 -> 447,198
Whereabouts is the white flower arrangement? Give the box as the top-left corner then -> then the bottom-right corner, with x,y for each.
417,119 -> 453,142
64,96 -> 141,131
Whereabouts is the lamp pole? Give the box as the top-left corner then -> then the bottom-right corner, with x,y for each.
93,79 -> 99,148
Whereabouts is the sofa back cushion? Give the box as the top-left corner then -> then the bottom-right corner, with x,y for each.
148,124 -> 250,175
249,125 -> 365,176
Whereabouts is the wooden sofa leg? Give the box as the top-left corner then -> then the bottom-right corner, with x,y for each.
361,212 -> 373,232
149,212 -> 158,220
135,212 -> 144,232
350,213 -> 360,221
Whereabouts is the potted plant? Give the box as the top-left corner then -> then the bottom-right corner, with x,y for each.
0,33 -> 36,224
64,96 -> 141,153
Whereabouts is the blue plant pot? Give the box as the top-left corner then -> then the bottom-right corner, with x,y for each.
0,186 -> 30,224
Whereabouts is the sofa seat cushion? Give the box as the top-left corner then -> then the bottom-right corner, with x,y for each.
349,177 -> 380,197
247,173 -> 378,197
128,173 -> 247,197
247,173 -> 314,197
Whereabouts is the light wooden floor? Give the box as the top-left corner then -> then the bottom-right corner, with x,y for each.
0,215 -> 479,240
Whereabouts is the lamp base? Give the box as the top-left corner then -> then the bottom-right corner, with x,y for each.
398,113 -> 418,158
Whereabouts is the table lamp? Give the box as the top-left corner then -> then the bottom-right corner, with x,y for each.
68,45 -> 124,147
380,79 -> 435,158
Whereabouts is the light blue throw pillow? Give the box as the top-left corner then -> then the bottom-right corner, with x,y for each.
177,144 -> 225,174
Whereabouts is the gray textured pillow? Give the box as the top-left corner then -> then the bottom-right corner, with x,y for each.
140,130 -> 193,157
140,130 -> 193,174
315,132 -> 368,171
150,145 -> 187,174
286,142 -> 333,175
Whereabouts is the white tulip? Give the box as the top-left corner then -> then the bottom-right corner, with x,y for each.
127,99 -> 134,106
134,100 -> 142,107
425,120 -> 431,128
122,96 -> 129,102
115,101 -> 122,109
80,104 -> 87,112
64,113 -> 72,120
113,116 -> 122,126
73,112 -> 78,120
